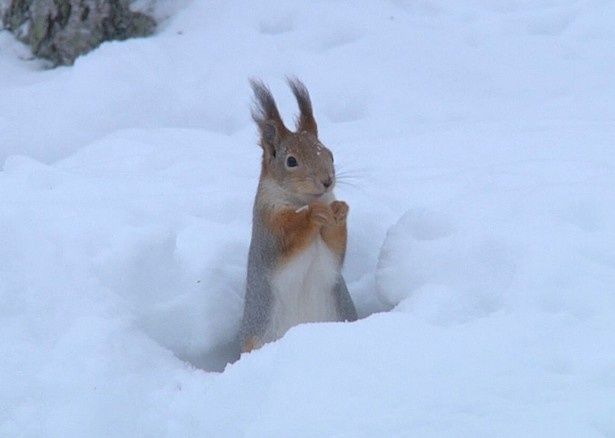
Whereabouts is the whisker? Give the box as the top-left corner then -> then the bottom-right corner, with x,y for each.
336,174 -> 364,181
335,179 -> 369,194
335,165 -> 372,181
336,167 -> 370,174
336,172 -> 368,183
336,177 -> 363,186
336,180 -> 360,188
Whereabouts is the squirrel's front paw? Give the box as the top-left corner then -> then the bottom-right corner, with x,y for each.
309,203 -> 334,226
330,201 -> 349,224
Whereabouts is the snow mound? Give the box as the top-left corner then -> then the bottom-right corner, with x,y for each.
377,191 -> 615,325
0,128 -> 256,374
377,208 -> 512,324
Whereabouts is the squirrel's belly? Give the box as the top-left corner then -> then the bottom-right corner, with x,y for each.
267,237 -> 340,341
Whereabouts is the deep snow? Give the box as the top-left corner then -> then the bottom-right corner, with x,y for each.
1,0 -> 615,436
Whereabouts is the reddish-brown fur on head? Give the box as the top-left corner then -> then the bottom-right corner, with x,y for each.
250,78 -> 335,205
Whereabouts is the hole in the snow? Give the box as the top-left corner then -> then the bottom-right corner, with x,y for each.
94,225 -> 246,373
174,340 -> 240,373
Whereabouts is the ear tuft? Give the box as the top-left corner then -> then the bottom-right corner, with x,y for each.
287,77 -> 318,136
250,79 -> 289,157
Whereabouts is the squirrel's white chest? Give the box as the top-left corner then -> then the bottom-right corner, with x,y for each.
267,236 -> 339,341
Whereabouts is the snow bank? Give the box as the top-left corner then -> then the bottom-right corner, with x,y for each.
377,189 -> 615,324
1,0 -> 615,436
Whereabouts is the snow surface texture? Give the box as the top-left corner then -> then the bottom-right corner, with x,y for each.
1,0 -> 615,436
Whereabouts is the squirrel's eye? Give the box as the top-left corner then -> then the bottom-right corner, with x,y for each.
286,156 -> 298,168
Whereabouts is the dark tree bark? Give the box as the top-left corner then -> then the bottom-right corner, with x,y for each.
2,0 -> 156,66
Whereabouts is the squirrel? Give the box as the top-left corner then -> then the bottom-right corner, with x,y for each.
240,78 -> 358,353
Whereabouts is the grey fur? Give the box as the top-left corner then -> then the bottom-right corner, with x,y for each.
240,188 -> 277,344
333,277 -> 358,322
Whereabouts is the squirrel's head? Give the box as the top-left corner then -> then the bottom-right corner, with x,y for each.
250,78 -> 335,203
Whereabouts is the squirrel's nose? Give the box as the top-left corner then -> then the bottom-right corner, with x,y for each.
322,177 -> 332,189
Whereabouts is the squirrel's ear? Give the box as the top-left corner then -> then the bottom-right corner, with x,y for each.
250,79 -> 289,159
287,77 -> 317,136
261,120 -> 281,158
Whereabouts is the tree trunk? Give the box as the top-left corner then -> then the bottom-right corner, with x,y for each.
2,0 -> 156,66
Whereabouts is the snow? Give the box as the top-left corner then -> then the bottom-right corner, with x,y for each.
1,0 -> 615,436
